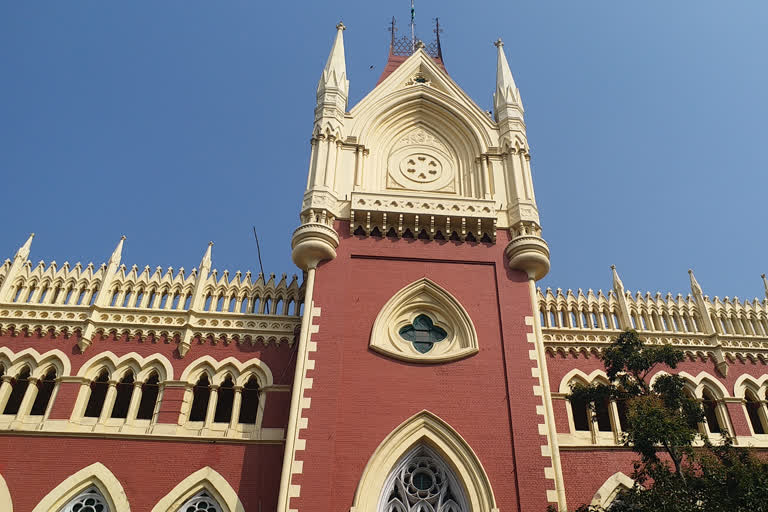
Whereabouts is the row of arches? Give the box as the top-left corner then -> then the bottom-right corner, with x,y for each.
1,463 -> 244,512
0,350 -> 274,438
560,370 -> 768,442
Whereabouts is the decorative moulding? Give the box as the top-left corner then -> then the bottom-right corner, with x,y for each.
370,278 -> 478,363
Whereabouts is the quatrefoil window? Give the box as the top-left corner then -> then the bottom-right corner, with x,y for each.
399,314 -> 447,354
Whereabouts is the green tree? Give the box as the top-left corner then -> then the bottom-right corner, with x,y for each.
550,330 -> 768,512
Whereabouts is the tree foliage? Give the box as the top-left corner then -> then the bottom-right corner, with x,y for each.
552,330 -> 768,512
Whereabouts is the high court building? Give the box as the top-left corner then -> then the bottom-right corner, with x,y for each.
1,19 -> 768,512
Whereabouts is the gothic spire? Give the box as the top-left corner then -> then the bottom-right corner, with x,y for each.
14,233 -> 34,261
688,269 -> 703,297
493,38 -> 523,122
107,236 -> 126,268
762,274 -> 768,300
199,241 -> 213,273
318,22 -> 349,98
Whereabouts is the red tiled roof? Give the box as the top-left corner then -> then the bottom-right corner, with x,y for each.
376,53 -> 448,85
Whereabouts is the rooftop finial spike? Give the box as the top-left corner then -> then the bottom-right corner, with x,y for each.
318,20 -> 349,98
688,269 -> 703,297
611,264 -> 624,292
200,241 -> 214,270
108,235 -> 126,267
15,232 -> 35,260
493,36 -> 523,122
762,273 -> 768,299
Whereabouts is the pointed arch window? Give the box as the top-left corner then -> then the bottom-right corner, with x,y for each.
239,376 -> 260,424
84,370 -> 110,418
745,390 -> 766,435
3,367 -> 31,415
59,487 -> 109,512
189,374 -> 211,422
111,371 -> 135,419
380,446 -> 468,512
214,375 -> 235,423
702,389 -> 724,434
30,368 -> 57,416
178,491 -> 223,512
136,372 -> 160,420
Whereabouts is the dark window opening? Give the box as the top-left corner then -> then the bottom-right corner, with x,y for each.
595,398 -> 612,432
239,377 -> 260,424
616,398 -> 629,432
214,376 -> 235,423
111,371 -> 135,419
30,369 -> 57,416
189,374 -> 211,422
3,367 -> 31,415
746,391 -> 765,434
136,373 -> 160,420
84,370 -> 110,418
702,391 -> 723,433
570,395 -> 590,431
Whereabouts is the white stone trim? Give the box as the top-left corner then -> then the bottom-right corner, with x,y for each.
32,462 -> 129,512
0,474 -> 12,512
590,471 -> 635,508
151,466 -> 244,512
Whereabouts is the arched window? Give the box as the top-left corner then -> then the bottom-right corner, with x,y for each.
239,376 -> 260,424
745,390 -> 765,435
136,372 -> 160,421
59,487 -> 109,512
3,367 -> 31,415
189,374 -> 211,422
214,375 -> 235,423
702,389 -> 724,434
84,370 -> 110,418
111,371 -> 135,419
380,446 -> 468,512
569,393 -> 590,432
594,397 -> 612,432
3,367 -> 29,414
178,491 -> 223,512
30,368 -> 57,416
616,397 -> 629,432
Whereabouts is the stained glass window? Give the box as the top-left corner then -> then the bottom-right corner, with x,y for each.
399,315 -> 447,354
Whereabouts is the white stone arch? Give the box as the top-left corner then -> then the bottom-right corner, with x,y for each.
179,355 -> 274,388
76,352 -> 174,381
351,410 -> 498,512
590,471 -> 635,508
734,374 -> 768,399
676,371 -> 729,400
0,347 -> 71,379
370,278 -> 478,363
557,369 -> 609,394
150,466 -> 244,512
32,462 -> 130,512
0,473 -> 12,512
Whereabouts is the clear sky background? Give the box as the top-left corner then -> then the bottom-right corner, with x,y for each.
1,1 -> 766,300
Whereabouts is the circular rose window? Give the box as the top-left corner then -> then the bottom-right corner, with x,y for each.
399,152 -> 443,184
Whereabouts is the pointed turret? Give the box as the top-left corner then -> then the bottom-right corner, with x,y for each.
762,274 -> 768,300
318,22 -> 349,98
199,241 -> 213,275
610,265 -> 632,329
14,233 -> 34,262
493,38 -> 523,123
94,236 -> 126,308
0,233 -> 35,300
107,236 -> 126,269
688,269 -> 704,297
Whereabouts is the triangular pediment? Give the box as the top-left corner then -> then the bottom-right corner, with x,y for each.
349,50 -> 496,135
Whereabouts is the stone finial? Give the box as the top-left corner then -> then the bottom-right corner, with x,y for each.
336,21 -> 346,31
611,265 -> 625,292
319,19 -> 349,97
762,273 -> 768,299
494,37 -> 504,48
107,236 -> 126,267
493,35 -> 523,120
15,233 -> 35,260
688,269 -> 703,297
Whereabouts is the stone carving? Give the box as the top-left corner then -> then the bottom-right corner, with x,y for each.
387,128 -> 455,193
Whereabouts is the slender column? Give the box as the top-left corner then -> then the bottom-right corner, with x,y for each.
528,277 -> 568,511
125,382 -> 144,422
204,385 -> 219,427
15,377 -> 40,419
98,382 -> 119,424
229,386 -> 243,432
277,266 -> 318,512
0,376 -> 13,412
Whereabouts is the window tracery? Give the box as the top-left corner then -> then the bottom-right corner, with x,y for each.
380,446 -> 468,512
59,487 -> 109,512
178,491 -> 223,512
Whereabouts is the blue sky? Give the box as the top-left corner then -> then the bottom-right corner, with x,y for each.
1,1 -> 766,300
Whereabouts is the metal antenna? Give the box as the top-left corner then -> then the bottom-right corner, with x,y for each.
252,226 -> 266,278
